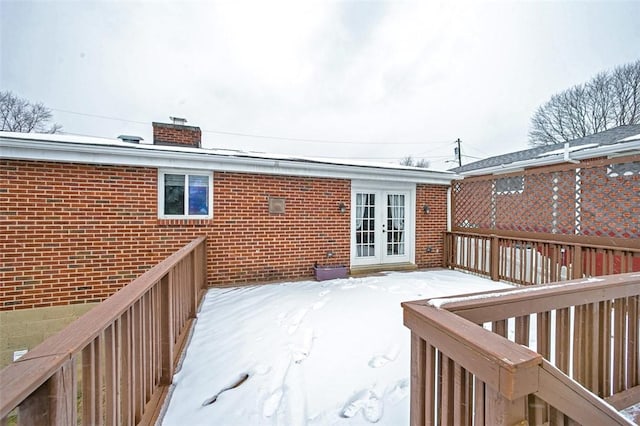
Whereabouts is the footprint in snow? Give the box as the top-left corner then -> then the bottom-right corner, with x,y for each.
368,344 -> 400,368
318,289 -> 331,297
385,379 -> 409,404
286,308 -> 309,335
262,388 -> 284,418
290,328 -> 314,364
312,299 -> 328,310
341,389 -> 383,423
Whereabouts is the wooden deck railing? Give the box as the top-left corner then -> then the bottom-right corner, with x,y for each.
0,237 -> 207,425
403,272 -> 640,425
444,231 -> 640,284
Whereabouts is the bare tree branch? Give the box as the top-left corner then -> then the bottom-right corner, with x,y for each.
528,60 -> 640,146
0,91 -> 61,133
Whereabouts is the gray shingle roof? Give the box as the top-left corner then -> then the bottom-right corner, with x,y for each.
450,124 -> 640,173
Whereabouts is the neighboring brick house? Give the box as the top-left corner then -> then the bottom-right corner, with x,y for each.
449,124 -> 640,247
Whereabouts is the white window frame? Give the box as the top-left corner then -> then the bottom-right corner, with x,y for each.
158,169 -> 213,219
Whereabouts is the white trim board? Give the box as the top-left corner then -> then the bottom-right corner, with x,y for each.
1,133 -> 456,185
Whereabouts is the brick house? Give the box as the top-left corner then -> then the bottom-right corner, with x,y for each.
449,125 -> 640,273
0,121 -> 454,365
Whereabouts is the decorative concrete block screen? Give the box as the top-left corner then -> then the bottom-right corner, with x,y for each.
452,156 -> 640,239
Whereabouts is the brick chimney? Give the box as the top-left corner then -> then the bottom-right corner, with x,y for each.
152,117 -> 202,148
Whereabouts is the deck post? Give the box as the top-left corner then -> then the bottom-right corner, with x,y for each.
484,387 -> 528,425
49,358 -> 77,425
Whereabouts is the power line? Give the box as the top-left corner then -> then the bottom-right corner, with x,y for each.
52,108 -> 148,125
51,107 -> 452,146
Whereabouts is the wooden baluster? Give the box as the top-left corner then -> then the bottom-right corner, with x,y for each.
474,376 -> 485,425
121,308 -> 132,425
133,300 -> 143,422
530,311 -> 551,424
492,319 -> 507,338
410,333 -> 429,426
105,319 -> 121,426
573,304 -> 586,385
82,336 -> 102,426
514,315 -> 530,347
572,245 -> 582,279
440,354 -> 454,425
490,235 -> 499,281
628,295 -> 639,388
613,298 -> 626,394
555,308 -> 570,375
453,364 -> 470,425
160,273 -> 175,385
598,300 -> 612,398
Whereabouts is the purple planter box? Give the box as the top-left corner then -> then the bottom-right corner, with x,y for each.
314,265 -> 349,281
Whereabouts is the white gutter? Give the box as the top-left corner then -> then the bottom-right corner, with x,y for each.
458,140 -> 640,177
0,134 -> 458,185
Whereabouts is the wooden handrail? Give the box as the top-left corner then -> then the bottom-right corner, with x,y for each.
430,272 -> 640,323
403,271 -> 639,425
402,302 -> 542,400
536,360 -> 632,425
0,236 -> 207,424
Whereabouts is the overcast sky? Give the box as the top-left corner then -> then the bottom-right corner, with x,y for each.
2,1 -> 639,170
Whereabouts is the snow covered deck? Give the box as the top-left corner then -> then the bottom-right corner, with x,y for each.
160,269 -> 512,425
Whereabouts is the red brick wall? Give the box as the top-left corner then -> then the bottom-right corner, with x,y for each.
209,172 -> 351,283
0,160 -> 351,310
416,184 -> 448,268
1,159 -> 450,311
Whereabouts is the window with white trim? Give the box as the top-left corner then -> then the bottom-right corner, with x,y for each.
158,170 -> 213,218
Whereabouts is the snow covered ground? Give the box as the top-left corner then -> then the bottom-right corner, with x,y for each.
161,269 -> 512,425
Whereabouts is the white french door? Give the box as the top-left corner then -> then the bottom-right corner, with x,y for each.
351,185 -> 414,266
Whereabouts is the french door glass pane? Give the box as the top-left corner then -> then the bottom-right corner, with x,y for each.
164,174 -> 185,215
188,175 -> 209,215
387,194 -> 405,255
356,193 -> 375,257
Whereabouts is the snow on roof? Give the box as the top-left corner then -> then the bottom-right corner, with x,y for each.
619,132 -> 640,142
0,130 -> 455,175
536,143 -> 599,158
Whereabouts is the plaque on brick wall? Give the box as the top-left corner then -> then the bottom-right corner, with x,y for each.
269,197 -> 286,214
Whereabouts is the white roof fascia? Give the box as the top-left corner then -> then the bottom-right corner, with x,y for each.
0,135 -> 457,185
458,140 -> 640,177
570,140 -> 640,161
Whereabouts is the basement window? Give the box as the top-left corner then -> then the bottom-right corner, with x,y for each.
158,170 -> 213,219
